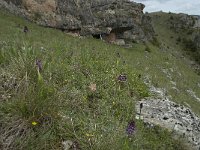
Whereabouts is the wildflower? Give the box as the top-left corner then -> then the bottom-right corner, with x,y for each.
36,59 -> 42,72
89,83 -> 96,92
117,60 -> 119,66
23,26 -> 29,33
32,121 -> 38,126
40,47 -> 45,51
85,133 -> 94,137
126,121 -> 136,135
140,103 -> 143,114
116,52 -> 120,57
118,74 -> 127,82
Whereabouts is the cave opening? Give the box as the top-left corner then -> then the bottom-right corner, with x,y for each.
92,34 -> 103,39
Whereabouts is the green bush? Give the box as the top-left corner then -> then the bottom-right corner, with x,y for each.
145,45 -> 151,52
151,37 -> 160,47
182,38 -> 197,52
176,36 -> 181,42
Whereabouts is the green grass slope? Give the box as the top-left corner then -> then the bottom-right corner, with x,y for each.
149,12 -> 200,115
150,12 -> 200,66
0,9 -> 199,150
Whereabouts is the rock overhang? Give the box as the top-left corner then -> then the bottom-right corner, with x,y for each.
0,0 -> 154,43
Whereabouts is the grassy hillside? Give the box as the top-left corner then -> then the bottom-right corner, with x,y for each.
150,12 -> 200,66
149,12 -> 200,113
0,9 -> 199,150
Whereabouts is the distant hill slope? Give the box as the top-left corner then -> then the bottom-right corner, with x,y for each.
192,15 -> 200,19
0,9 -> 200,150
150,12 -> 200,68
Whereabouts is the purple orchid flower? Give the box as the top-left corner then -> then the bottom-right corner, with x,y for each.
36,59 -> 42,72
118,74 -> 127,82
126,121 -> 136,135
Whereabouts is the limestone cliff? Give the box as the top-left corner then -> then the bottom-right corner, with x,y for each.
0,0 -> 154,43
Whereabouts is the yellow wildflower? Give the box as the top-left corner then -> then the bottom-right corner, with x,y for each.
85,133 -> 94,137
32,121 -> 38,126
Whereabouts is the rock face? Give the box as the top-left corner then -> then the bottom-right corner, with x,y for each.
136,98 -> 200,150
193,15 -> 200,29
139,75 -> 200,150
168,13 -> 197,32
193,34 -> 200,49
0,0 -> 154,43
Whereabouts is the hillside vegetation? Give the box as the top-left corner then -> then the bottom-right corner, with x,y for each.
150,12 -> 200,68
148,12 -> 200,113
0,9 -> 200,150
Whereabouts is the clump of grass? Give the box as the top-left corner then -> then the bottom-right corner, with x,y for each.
150,37 -> 160,47
0,40 -> 150,149
176,36 -> 181,42
145,45 -> 151,53
182,38 -> 198,52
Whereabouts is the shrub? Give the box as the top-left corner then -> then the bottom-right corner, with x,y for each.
182,38 -> 197,52
145,45 -> 151,52
151,37 -> 160,47
176,37 -> 181,42
170,16 -> 174,20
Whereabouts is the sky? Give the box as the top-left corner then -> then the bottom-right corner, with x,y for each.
133,0 -> 200,15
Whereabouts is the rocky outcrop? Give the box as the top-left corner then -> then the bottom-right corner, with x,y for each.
193,33 -> 200,49
137,75 -> 200,150
193,15 -> 200,29
136,98 -> 200,150
168,13 -> 197,31
0,0 -> 154,43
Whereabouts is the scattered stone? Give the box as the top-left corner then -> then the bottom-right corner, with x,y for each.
161,68 -> 172,80
170,81 -> 176,86
171,86 -> 179,93
89,83 -> 97,92
113,39 -> 125,46
62,140 -> 73,150
187,89 -> 200,102
198,83 -> 200,88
